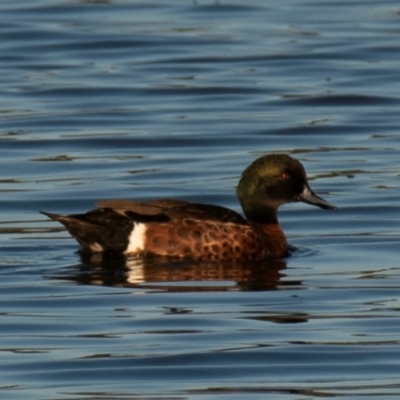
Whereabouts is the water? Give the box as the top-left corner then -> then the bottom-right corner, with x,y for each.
1,0 -> 400,399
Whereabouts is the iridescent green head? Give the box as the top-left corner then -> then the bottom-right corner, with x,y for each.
237,154 -> 336,223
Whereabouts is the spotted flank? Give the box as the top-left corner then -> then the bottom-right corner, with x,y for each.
139,219 -> 286,260
41,154 -> 336,260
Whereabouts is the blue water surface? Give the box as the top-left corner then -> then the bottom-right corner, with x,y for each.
1,1 -> 400,399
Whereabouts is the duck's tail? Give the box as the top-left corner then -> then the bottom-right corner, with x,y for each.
40,210 -> 134,253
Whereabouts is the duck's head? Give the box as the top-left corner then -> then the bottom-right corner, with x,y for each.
237,154 -> 336,223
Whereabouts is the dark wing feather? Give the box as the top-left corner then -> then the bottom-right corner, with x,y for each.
96,199 -> 247,224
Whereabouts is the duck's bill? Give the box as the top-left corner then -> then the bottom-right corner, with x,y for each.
298,185 -> 337,210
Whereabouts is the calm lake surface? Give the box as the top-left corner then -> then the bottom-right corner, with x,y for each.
1,0 -> 400,399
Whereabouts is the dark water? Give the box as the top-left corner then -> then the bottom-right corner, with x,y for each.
1,0 -> 400,399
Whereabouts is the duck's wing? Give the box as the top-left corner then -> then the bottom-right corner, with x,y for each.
41,199 -> 247,253
96,199 -> 247,224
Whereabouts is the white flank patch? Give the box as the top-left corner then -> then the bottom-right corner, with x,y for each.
125,222 -> 146,255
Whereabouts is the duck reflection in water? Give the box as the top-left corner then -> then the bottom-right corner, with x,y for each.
53,252 -> 293,292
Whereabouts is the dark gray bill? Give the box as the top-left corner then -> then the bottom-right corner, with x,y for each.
298,185 -> 337,210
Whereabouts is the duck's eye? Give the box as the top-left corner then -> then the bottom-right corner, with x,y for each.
280,172 -> 290,180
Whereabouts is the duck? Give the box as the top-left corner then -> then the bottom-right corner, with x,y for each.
41,154 -> 336,261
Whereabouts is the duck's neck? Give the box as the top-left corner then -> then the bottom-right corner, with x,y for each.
243,206 -> 279,225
